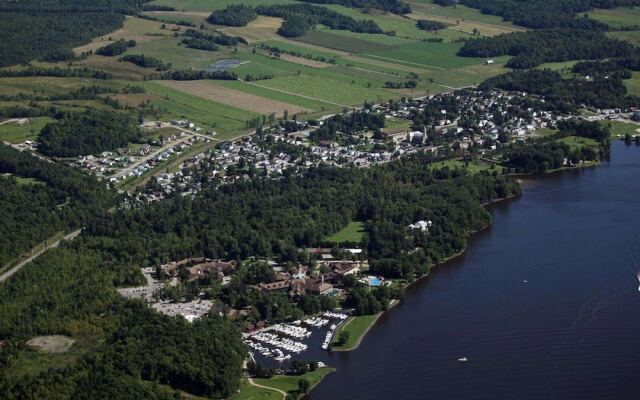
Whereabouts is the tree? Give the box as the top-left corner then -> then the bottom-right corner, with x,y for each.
298,378 -> 310,394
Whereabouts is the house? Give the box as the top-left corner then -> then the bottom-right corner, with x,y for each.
408,220 -> 432,232
257,280 -> 290,293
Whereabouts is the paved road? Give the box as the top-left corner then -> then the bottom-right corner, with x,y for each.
0,229 -> 82,283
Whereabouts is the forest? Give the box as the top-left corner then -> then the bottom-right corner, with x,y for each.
456,0 -> 639,29
458,29 -> 634,68
0,145 -> 116,267
417,19 -> 448,31
207,5 -> 257,26
309,110 -> 386,142
38,110 -> 141,157
478,69 -> 640,110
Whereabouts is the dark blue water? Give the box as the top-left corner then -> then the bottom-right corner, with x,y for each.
310,141 -> 640,400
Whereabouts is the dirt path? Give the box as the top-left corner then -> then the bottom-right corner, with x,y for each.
247,378 -> 287,400
0,229 -> 83,283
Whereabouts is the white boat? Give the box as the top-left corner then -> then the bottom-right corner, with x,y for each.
458,357 -> 469,362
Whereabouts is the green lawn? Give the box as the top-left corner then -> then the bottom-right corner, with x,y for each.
332,314 -> 379,351
296,30 -> 393,53
604,120 -> 640,138
0,117 -> 54,143
141,81 -> 259,136
326,221 -> 365,243
253,368 -> 335,395
430,158 -> 503,174
556,135 -> 600,151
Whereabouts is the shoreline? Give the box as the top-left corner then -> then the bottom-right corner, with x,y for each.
329,191 -> 521,354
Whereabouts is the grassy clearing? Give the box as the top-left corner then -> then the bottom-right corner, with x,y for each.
7,337 -> 103,380
73,16 -> 169,55
0,77 -> 120,96
607,30 -> 640,46
383,118 -> 413,133
557,135 -> 600,151
430,158 -> 503,174
0,117 -> 54,143
624,72 -> 640,97
326,221 -> 365,243
220,16 -> 285,43
124,37 -> 221,70
141,81 -> 259,134
581,7 -> 640,29
253,368 -> 335,396
604,120 -> 640,137
332,314 -> 379,351
537,60 -> 582,71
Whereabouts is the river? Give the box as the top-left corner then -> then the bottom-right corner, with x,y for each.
309,141 -> 640,400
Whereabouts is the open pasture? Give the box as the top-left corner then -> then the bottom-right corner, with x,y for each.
218,16 -> 284,43
155,79 -> 310,116
73,17 -> 171,55
365,41 -> 487,70
148,0 -> 296,12
624,72 -> 640,96
0,117 -> 54,143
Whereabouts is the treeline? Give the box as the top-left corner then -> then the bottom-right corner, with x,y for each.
457,0 -> 615,29
96,39 -> 136,56
153,69 -> 238,81
207,5 -> 257,26
0,145 -> 116,266
458,29 -> 634,69
310,110 -> 385,142
208,4 -> 383,38
0,85 -> 144,102
120,54 -> 171,71
181,28 -> 247,51
38,110 -> 141,157
417,19 -> 448,31
0,11 -> 124,67
0,66 -> 111,79
297,0 -> 411,14
259,43 -> 337,64
256,4 -> 383,37
572,56 -> 640,79
478,69 -> 640,110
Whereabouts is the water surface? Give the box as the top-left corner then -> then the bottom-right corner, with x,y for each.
311,141 -> 640,400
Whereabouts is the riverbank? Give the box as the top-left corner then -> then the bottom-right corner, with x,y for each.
329,191 -> 521,353
234,367 -> 335,400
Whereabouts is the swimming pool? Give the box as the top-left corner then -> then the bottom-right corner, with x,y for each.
369,277 -> 382,286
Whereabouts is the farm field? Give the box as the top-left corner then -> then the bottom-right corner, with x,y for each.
216,80 -> 337,112
366,41 -> 485,69
155,80 -> 310,116
254,75 -> 395,107
0,117 -> 54,143
295,30 -> 394,54
219,16 -> 285,43
141,81 -> 260,135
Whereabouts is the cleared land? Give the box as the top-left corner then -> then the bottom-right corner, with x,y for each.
607,30 -> 640,46
27,335 -> 76,353
73,16 -> 172,55
326,221 -> 365,243
149,0 -> 296,12
625,72 -> 640,97
155,80 -> 310,116
220,16 -> 284,43
0,117 -> 54,143
277,53 -> 333,68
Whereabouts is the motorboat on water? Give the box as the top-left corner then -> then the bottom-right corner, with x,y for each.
458,357 -> 469,362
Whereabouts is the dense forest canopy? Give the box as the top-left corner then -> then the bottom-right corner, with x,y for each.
296,0 -> 411,14
0,145 -> 116,266
38,110 -> 141,157
458,29 -> 634,69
